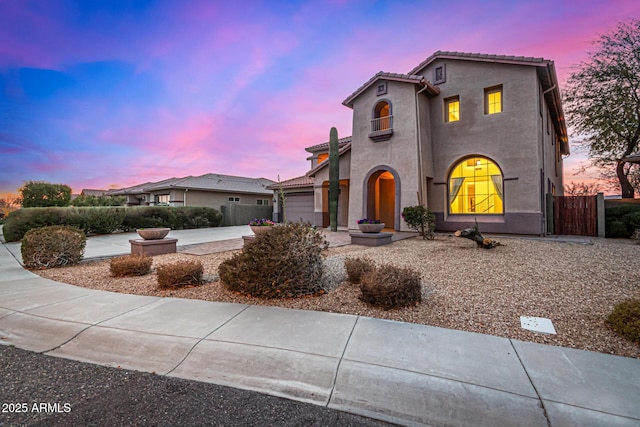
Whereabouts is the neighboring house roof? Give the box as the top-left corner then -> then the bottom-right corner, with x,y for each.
108,174 -> 275,196
342,72 -> 440,108
80,189 -> 107,197
409,50 -> 569,155
305,136 -> 352,153
266,175 -> 315,190
624,153 -> 640,164
307,142 -> 352,177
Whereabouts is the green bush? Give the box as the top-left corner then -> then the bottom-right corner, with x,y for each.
606,299 -> 640,343
71,194 -> 126,206
219,222 -> 328,298
110,254 -> 153,277
2,206 -> 222,241
402,205 -> 436,239
3,208 -> 68,242
344,257 -> 375,284
605,204 -> 640,238
21,226 -> 86,269
121,206 -> 177,231
606,219 -> 631,238
360,265 -> 422,310
173,206 -> 223,229
157,260 -> 203,289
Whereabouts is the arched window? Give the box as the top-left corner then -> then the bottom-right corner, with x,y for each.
449,157 -> 503,214
372,100 -> 392,131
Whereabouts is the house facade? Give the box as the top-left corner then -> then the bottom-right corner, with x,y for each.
108,173 -> 275,211
277,51 -> 569,235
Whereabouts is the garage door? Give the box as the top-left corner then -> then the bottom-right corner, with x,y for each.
284,192 -> 314,224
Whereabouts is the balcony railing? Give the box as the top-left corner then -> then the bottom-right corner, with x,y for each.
369,115 -> 394,142
371,115 -> 393,132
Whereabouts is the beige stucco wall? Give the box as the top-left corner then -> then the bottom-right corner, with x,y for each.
166,190 -> 271,211
347,80 -> 424,231
416,60 -> 553,234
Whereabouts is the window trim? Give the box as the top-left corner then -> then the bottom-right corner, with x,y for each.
447,156 -> 504,215
434,64 -> 446,84
484,85 -> 503,115
444,95 -> 460,123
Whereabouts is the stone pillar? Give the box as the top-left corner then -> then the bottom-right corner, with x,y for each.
596,192 -> 605,237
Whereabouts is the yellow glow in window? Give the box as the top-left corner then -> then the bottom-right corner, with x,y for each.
447,100 -> 460,122
449,157 -> 503,214
486,89 -> 502,114
317,153 -> 328,163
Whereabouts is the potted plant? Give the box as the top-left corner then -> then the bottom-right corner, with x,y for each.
249,218 -> 276,234
357,218 -> 385,233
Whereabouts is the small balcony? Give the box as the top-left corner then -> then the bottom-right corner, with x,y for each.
369,115 -> 393,142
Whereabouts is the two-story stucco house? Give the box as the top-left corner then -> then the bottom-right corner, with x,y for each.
272,51 -> 569,235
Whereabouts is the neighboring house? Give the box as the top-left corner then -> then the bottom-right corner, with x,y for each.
275,51 -> 569,235
80,189 -> 107,197
108,173 -> 275,211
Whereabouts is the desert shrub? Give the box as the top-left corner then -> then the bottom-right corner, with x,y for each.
402,205 -> 436,239
360,265 -> 422,310
606,299 -> 640,343
21,225 -> 86,269
219,222 -> 328,298
157,260 -> 204,289
110,254 -> 153,277
344,257 -> 375,284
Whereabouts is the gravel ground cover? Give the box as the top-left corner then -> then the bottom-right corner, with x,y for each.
36,235 -> 640,359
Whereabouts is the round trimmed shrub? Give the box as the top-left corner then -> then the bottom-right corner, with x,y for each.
157,260 -> 203,289
344,257 -> 375,284
360,264 -> 422,310
219,222 -> 328,298
607,299 -> 640,343
21,225 -> 86,269
110,254 -> 153,277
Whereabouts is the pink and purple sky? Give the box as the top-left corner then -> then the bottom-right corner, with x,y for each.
1,0 -> 639,195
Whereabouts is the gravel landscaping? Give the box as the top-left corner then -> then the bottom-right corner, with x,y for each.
36,235 -> 640,359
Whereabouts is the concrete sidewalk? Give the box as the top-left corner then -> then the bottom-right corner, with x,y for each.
1,229 -> 639,426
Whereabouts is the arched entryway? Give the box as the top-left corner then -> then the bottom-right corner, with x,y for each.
363,166 -> 400,230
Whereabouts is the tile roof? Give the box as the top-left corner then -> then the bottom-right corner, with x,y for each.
108,174 -> 275,195
408,50 -> 549,75
342,72 -> 439,108
80,189 -> 107,197
624,153 -> 640,164
266,175 -> 315,190
307,142 -> 351,177
305,136 -> 352,152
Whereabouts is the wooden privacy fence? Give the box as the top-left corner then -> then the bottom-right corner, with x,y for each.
553,195 -> 597,236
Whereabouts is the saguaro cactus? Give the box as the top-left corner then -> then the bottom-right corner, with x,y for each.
329,127 -> 339,231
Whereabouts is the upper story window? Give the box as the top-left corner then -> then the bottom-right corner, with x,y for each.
485,85 -> 503,115
445,96 -> 460,122
449,156 -> 503,214
317,153 -> 328,163
434,64 -> 446,84
373,100 -> 392,130
369,99 -> 394,142
257,199 -> 269,205
228,197 -> 240,202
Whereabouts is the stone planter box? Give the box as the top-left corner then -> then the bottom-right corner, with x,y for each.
357,223 -> 385,233
136,228 -> 171,240
350,232 -> 393,246
130,238 -> 177,256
